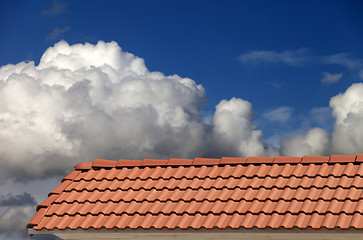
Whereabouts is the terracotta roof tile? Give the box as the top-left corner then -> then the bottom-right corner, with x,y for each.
192,158 -> 220,166
116,159 -> 142,167
330,155 -> 356,163
302,155 -> 330,164
167,158 -> 193,166
74,162 -> 92,170
220,157 -> 247,165
356,154 -> 363,162
141,159 -> 168,166
93,159 -> 117,168
247,157 -> 274,164
28,154 -> 363,232
274,156 -> 301,164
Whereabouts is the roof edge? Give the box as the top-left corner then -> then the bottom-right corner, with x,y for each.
74,154 -> 363,170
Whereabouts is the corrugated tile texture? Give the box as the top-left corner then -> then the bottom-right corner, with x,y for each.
28,155 -> 363,231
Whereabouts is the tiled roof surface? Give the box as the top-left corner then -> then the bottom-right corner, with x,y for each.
28,155 -> 363,231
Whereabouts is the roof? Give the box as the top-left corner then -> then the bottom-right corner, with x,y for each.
27,155 -> 363,232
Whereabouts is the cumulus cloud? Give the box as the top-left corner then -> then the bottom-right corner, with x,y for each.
280,83 -> 363,156
330,83 -> 363,154
281,128 -> 330,156
0,40 -> 276,182
263,106 -> 293,123
321,72 -> 342,85
212,98 -> 278,157
0,206 -> 35,231
2,40 -> 363,184
238,49 -> 311,66
0,41 -> 206,181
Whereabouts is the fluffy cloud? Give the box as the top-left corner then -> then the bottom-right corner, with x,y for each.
0,206 -> 35,231
330,83 -> 363,154
280,83 -> 363,156
0,41 -> 273,182
2,40 -> 363,185
321,72 -> 342,85
212,98 -> 278,157
281,128 -> 330,156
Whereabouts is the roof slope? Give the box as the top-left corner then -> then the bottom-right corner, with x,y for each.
28,155 -> 363,231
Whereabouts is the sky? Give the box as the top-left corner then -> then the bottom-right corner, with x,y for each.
0,0 -> 363,239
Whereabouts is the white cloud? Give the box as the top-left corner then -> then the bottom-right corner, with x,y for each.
0,41 -> 277,182
263,106 -> 293,123
1,40 -> 363,183
238,49 -> 311,66
212,98 -> 278,157
281,128 -> 330,156
321,72 -> 342,85
330,83 -> 363,154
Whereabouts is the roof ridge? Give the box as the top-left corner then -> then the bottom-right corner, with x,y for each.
74,154 -> 363,170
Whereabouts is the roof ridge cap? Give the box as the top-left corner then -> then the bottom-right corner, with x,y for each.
73,154 -> 363,170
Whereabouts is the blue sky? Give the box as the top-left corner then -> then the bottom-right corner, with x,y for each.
2,0 -> 363,142
1,1 -> 363,238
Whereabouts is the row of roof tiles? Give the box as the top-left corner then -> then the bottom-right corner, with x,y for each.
28,155 -> 363,231
75,155 -> 363,170
52,187 -> 363,203
46,199 -> 363,216
65,175 -> 363,192
68,163 -> 363,182
34,212 -> 362,230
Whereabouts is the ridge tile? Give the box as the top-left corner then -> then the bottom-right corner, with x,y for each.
273,156 -> 301,164
302,156 -> 329,164
192,158 -> 220,165
141,159 -> 168,166
330,155 -> 356,163
93,159 -> 117,168
220,157 -> 247,165
74,162 -> 92,170
247,157 -> 274,164
167,158 -> 193,166
117,159 -> 142,167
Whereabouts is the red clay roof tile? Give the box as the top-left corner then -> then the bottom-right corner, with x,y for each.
274,156 -> 301,164
74,162 -> 92,170
246,157 -> 274,164
356,154 -> 363,162
28,154 -> 363,233
167,158 -> 193,166
116,159 -> 142,167
302,155 -> 330,164
141,159 -> 168,166
330,155 -> 356,163
220,157 -> 247,165
93,159 -> 117,168
192,158 -> 220,165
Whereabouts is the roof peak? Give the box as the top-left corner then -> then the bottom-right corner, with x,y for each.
74,154 -> 363,170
